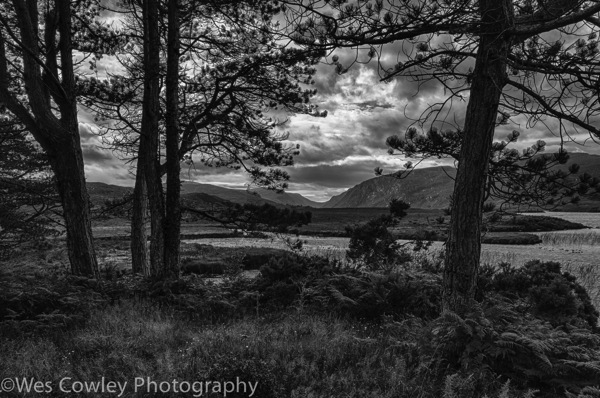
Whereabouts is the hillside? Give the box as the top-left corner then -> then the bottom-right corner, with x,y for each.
320,153 -> 600,209
87,182 -> 133,206
179,182 -> 279,206
321,167 -> 456,209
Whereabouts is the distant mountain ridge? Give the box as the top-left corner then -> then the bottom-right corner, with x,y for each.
87,153 -> 600,210
86,181 -> 324,209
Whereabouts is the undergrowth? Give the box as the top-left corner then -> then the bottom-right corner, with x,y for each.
2,246 -> 600,397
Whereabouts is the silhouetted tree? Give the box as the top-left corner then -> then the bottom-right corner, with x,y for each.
0,0 -> 109,277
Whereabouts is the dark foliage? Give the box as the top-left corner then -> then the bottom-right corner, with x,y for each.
345,215 -> 409,267
0,122 -> 60,257
257,252 -> 442,320
420,297 -> 600,397
389,198 -> 410,218
480,260 -> 599,330
0,273 -> 110,336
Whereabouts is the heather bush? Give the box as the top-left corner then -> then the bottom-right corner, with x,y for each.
480,260 -> 599,330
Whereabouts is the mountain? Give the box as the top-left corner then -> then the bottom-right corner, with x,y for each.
180,182 -> 279,206
86,152 -> 600,211
321,153 -> 600,209
321,167 -> 456,209
250,188 -> 324,208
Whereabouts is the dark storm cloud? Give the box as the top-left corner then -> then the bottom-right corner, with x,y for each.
353,100 -> 395,110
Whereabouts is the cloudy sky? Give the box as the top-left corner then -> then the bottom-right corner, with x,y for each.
79,42 -> 600,203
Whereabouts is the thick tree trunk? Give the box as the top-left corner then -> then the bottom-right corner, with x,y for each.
131,156 -> 149,275
442,0 -> 513,313
48,131 -> 99,278
141,0 -> 165,278
163,0 -> 181,278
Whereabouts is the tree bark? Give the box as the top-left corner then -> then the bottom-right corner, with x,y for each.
141,0 -> 165,278
131,154 -> 149,275
442,0 -> 513,313
48,129 -> 99,278
163,0 -> 181,278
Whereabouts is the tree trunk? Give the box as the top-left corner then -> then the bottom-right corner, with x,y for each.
442,0 -> 513,313
163,0 -> 181,278
131,155 -> 149,275
141,0 -> 165,278
0,0 -> 99,278
48,130 -> 99,278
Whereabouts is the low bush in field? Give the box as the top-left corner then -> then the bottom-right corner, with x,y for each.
489,214 -> 586,232
481,232 -> 542,245
478,260 -> 599,330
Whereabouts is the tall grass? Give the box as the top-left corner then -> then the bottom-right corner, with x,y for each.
539,230 -> 600,246
480,250 -> 520,267
0,303 -> 417,398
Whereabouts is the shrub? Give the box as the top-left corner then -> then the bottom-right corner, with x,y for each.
258,253 -> 337,309
181,258 -> 229,275
345,215 -> 411,268
259,253 -> 335,283
0,274 -> 108,336
422,299 -> 600,397
486,260 -> 599,330
241,248 -> 291,270
390,198 -> 410,218
319,270 -> 442,320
